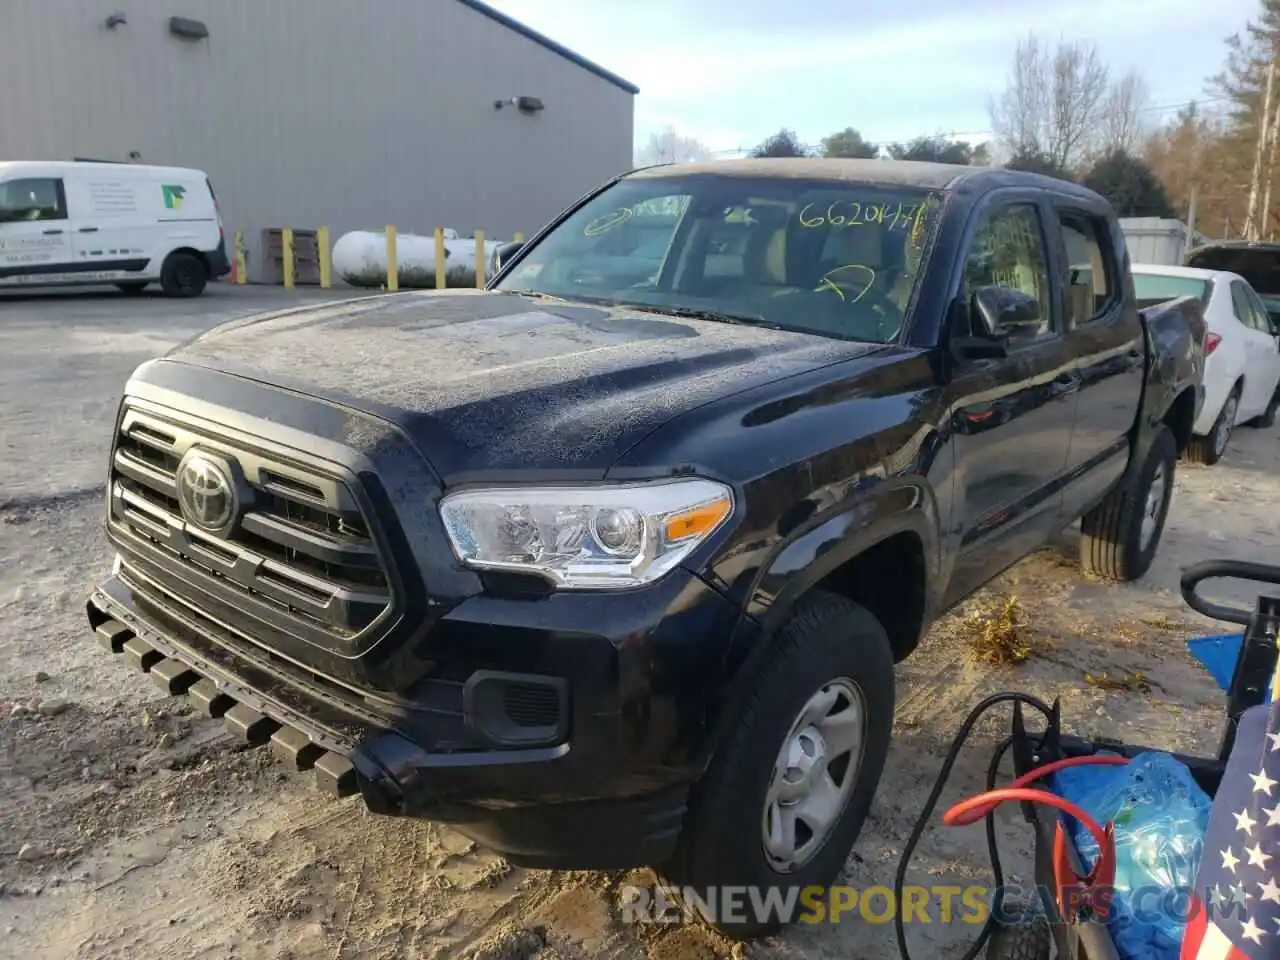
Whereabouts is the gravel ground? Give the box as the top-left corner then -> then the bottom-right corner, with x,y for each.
1,283 -> 1277,959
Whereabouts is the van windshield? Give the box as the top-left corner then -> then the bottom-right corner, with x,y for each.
495,174 -> 945,344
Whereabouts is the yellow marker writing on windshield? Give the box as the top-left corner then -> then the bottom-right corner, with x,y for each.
817,264 -> 876,303
584,207 -> 634,237
798,200 -> 929,231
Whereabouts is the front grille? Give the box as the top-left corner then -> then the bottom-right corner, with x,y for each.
108,401 -> 393,645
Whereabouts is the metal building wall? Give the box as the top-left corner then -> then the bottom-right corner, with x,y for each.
0,0 -> 635,275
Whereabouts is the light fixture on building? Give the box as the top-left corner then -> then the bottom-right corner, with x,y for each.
104,12 -> 127,28
493,96 -> 545,115
168,16 -> 209,40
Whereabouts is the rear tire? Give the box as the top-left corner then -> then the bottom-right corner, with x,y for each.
160,252 -> 207,298
662,591 -> 895,940
115,281 -> 148,295
1079,424 -> 1176,582
1187,385 -> 1240,465
985,904 -> 1051,960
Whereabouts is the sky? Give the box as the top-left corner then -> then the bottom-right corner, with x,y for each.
485,0 -> 1264,156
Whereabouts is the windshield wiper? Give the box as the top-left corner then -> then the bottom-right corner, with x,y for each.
632,305 -> 783,330
499,289 -> 569,303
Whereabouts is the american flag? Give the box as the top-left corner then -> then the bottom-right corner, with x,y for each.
1183,701 -> 1280,959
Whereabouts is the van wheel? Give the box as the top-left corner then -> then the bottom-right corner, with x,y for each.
116,282 -> 149,295
1188,385 -> 1240,465
661,592 -> 894,940
1079,424 -> 1176,582
160,253 -> 207,298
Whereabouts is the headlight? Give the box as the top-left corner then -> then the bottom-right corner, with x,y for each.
439,478 -> 734,589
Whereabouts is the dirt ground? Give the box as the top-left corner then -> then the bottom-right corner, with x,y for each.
1,285 -> 1277,960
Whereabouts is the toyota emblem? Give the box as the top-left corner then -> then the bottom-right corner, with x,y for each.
176,452 -> 236,531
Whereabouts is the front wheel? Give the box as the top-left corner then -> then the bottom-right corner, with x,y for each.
1246,388 -> 1278,429
1187,387 -> 1240,465
662,592 -> 895,940
1079,424 -> 1176,582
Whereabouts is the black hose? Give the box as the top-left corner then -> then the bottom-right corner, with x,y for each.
893,692 -> 1054,960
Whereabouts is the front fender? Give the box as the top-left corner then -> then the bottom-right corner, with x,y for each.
748,480 -> 940,634
695,479 -> 942,770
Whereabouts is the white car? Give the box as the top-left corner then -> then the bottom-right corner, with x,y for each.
0,160 -> 229,297
1131,264 -> 1280,464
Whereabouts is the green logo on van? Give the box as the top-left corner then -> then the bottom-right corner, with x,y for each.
161,184 -> 186,210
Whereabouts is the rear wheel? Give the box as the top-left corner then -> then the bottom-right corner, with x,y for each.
662,592 -> 895,940
160,252 -> 207,298
1188,386 -> 1240,465
115,281 -> 148,295
1079,424 -> 1176,582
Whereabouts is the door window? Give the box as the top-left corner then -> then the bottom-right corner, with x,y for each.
961,203 -> 1053,335
1230,281 -> 1268,331
1241,284 -> 1277,334
1057,213 -> 1115,326
0,178 -> 66,222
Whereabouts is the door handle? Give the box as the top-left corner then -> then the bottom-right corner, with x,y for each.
78,226 -> 99,233
1052,373 -> 1081,399
42,228 -> 63,236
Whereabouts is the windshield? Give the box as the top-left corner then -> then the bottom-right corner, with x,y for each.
1131,272 -> 1211,309
495,174 -> 945,343
1186,246 -> 1280,295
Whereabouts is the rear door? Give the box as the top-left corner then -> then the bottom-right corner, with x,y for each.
0,176 -> 74,286
1050,203 -> 1146,521
1237,282 -> 1280,417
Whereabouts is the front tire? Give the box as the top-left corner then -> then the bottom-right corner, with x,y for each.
1188,386 -> 1240,465
160,252 -> 208,298
1079,424 -> 1176,582
662,592 -> 895,940
1246,388 -> 1278,429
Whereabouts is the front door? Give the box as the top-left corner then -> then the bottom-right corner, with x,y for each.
0,177 -> 73,287
943,197 -> 1079,606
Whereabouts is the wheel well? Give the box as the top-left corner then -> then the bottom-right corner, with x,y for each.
1162,386 -> 1197,455
813,531 -> 926,663
165,247 -> 208,271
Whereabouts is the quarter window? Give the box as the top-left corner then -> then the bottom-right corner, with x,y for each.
961,203 -> 1052,335
1058,213 -> 1114,326
0,178 -> 66,222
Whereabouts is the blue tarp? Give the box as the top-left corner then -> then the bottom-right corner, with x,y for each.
1185,633 -> 1266,698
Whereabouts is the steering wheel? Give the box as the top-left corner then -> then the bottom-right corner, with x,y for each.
815,266 -> 902,337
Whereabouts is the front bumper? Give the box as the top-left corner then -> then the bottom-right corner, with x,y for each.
87,557 -> 744,869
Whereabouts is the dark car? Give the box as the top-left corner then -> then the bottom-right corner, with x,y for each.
85,159 -> 1203,938
1186,239 -> 1280,331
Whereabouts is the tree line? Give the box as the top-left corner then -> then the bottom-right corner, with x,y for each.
636,0 -> 1280,237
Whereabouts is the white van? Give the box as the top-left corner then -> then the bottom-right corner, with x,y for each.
0,161 -> 230,297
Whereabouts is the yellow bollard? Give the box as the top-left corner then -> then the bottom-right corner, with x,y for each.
434,227 -> 447,290
234,230 -> 247,284
385,225 -> 398,292
513,231 -> 524,242
317,226 -> 332,289
474,229 -> 485,288
281,228 -> 295,289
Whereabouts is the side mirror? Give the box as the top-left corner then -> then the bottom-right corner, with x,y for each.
494,241 -> 524,273
951,286 -> 1042,361
972,285 -> 1042,338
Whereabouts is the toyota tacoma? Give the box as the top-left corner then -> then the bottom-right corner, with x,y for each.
86,159 -> 1203,938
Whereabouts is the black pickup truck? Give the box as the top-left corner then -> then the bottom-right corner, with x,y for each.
86,159 -> 1203,937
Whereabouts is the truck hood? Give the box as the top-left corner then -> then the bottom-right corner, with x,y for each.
164,290 -> 879,480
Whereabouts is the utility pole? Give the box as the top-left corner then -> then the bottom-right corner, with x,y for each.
1264,67 -> 1280,241
1184,183 -> 1200,259
1245,57 -> 1278,241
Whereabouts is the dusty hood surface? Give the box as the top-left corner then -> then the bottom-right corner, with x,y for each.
163,290 -> 880,479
